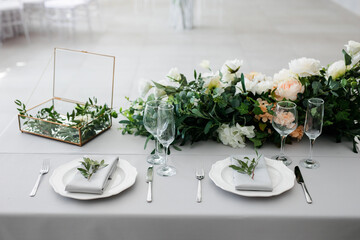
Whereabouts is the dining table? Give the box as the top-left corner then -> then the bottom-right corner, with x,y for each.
0,118 -> 359,240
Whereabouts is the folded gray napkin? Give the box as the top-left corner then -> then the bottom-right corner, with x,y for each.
231,155 -> 273,191
65,156 -> 119,194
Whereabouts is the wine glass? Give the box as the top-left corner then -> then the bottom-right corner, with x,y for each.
300,98 -> 324,169
156,103 -> 176,177
271,101 -> 298,166
143,100 -> 165,165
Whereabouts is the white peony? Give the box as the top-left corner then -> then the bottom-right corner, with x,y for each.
345,40 -> 360,56
217,123 -> 255,148
200,60 -> 210,70
289,57 -> 321,77
167,67 -> 181,81
138,78 -> 153,97
327,60 -> 346,80
221,59 -> 243,75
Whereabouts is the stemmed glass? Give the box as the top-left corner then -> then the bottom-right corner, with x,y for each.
156,103 -> 176,177
271,101 -> 298,166
143,100 -> 165,165
300,98 -> 324,169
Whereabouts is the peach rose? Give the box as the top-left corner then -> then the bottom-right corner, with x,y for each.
290,125 -> 304,141
275,78 -> 304,101
274,111 -> 296,129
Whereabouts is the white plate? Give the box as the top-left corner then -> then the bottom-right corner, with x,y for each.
209,157 -> 295,197
49,158 -> 137,200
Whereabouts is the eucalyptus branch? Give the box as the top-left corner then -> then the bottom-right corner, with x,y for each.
77,157 -> 108,180
229,151 -> 262,179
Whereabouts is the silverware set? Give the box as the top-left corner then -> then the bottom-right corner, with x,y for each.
29,159 -> 50,197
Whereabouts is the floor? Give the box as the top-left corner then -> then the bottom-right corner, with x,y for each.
0,0 -> 360,133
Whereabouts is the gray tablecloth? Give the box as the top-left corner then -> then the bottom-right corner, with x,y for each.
0,117 -> 359,240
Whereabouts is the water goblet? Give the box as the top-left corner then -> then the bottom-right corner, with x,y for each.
156,103 -> 176,177
143,100 -> 165,165
300,98 -> 324,169
271,101 -> 298,166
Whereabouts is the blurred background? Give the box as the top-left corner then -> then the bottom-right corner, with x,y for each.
0,0 -> 360,132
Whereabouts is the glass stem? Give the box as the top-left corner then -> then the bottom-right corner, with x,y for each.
155,138 -> 160,156
280,135 -> 286,156
308,138 -> 315,164
164,146 -> 168,167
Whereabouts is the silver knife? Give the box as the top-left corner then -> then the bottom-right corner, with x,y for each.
146,166 -> 153,203
294,166 -> 313,204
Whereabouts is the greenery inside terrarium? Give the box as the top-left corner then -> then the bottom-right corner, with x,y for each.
15,97 -> 118,144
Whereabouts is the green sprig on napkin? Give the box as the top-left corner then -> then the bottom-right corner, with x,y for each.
229,152 -> 261,179
77,157 -> 108,180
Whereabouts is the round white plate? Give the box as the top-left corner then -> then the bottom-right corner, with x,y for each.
209,157 -> 295,197
49,158 -> 137,200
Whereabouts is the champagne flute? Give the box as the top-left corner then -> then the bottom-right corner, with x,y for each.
156,103 -> 176,177
271,101 -> 298,166
143,100 -> 165,165
300,98 -> 324,169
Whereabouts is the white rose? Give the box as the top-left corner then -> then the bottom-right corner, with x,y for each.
138,78 -> 153,97
221,59 -> 243,75
167,67 -> 181,81
351,52 -> 360,66
251,73 -> 273,95
345,40 -> 360,56
74,114 -> 92,122
327,60 -> 346,80
355,135 -> 360,153
217,123 -> 255,148
200,60 -> 210,70
273,69 -> 297,85
289,57 -> 321,77
235,77 -> 255,95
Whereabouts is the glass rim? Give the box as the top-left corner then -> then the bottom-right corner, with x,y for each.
308,98 -> 324,105
145,100 -> 167,108
277,101 -> 297,109
158,102 -> 174,110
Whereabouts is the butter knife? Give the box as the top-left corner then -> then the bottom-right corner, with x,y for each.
294,166 -> 313,204
146,166 -> 153,203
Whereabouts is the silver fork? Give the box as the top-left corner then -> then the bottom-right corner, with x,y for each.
29,159 -> 50,197
196,169 -> 205,203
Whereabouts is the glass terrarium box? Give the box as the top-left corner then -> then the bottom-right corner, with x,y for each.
17,48 -> 116,146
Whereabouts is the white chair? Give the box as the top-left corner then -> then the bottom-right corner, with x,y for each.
22,0 -> 46,31
0,0 -> 30,43
44,0 -> 95,34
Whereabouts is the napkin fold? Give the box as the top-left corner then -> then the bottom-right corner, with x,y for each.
65,156 -> 119,194
231,155 -> 273,191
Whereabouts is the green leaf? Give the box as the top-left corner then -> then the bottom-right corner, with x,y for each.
342,49 -> 352,66
240,73 -> 246,93
204,121 -> 212,134
312,81 -> 322,95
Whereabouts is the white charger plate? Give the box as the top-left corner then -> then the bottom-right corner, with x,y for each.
209,157 -> 295,197
49,158 -> 137,200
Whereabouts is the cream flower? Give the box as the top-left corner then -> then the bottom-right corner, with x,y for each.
217,123 -> 255,148
203,75 -> 224,94
289,57 -> 321,77
167,67 -> 181,81
327,60 -> 346,80
74,114 -> 92,123
200,60 -> 210,70
235,77 -> 255,95
138,78 -> 153,97
345,40 -> 360,56
221,59 -> 243,75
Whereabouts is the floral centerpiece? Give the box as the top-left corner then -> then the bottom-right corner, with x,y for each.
119,41 -> 360,152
